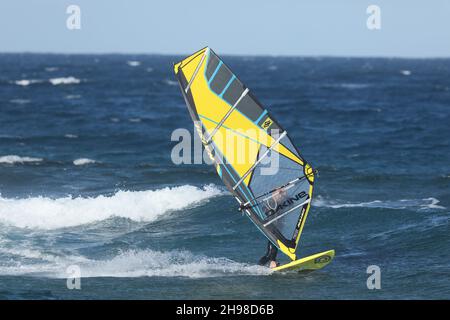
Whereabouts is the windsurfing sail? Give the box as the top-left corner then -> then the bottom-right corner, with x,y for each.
174,47 -> 316,261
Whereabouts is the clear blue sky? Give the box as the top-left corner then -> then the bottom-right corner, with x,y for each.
1,0 -> 449,57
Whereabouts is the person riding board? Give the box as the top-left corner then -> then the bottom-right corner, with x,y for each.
240,187 -> 288,268
259,187 -> 288,268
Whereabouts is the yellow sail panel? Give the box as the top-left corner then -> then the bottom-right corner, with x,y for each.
174,47 -> 208,75
199,114 -> 260,186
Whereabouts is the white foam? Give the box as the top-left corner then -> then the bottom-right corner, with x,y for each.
73,158 -> 97,166
65,94 -> 81,100
0,155 -> 43,164
127,61 -> 141,67
0,185 -> 222,229
339,83 -> 369,89
0,248 -> 270,278
13,79 -> 42,86
0,241 -> 91,275
9,99 -> 31,104
76,249 -> 271,278
164,79 -> 178,86
49,77 -> 81,85
400,70 -> 412,76
128,118 -> 141,123
424,198 -> 446,210
45,67 -> 58,72
0,246 -> 88,264
314,196 -> 445,210
64,134 -> 78,139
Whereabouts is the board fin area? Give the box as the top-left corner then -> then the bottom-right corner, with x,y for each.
272,249 -> 335,272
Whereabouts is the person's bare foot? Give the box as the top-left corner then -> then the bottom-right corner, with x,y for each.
269,261 -> 277,269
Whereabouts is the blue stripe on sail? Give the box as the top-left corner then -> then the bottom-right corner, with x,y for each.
208,61 -> 223,84
254,110 -> 268,125
219,75 -> 236,97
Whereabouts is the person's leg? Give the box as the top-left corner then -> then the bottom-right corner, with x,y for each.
258,241 -> 272,266
259,241 -> 278,267
267,242 -> 278,268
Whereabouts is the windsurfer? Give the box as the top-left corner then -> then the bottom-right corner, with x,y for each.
258,188 -> 288,268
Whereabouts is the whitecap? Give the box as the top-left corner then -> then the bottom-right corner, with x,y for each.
400,70 -> 412,76
49,77 -> 81,85
13,79 -> 42,86
0,155 -> 43,164
127,61 -> 141,67
0,184 -> 223,229
164,79 -> 178,86
73,158 -> 97,166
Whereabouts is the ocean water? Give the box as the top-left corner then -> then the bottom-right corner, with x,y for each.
0,53 -> 449,299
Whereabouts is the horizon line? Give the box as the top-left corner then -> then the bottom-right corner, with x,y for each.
1,50 -> 450,60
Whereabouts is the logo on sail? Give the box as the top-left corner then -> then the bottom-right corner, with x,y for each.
261,117 -> 273,130
264,190 -> 308,216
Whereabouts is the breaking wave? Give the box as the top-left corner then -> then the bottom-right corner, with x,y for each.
0,185 -> 223,229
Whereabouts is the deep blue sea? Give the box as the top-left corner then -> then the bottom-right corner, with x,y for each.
0,54 -> 449,299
